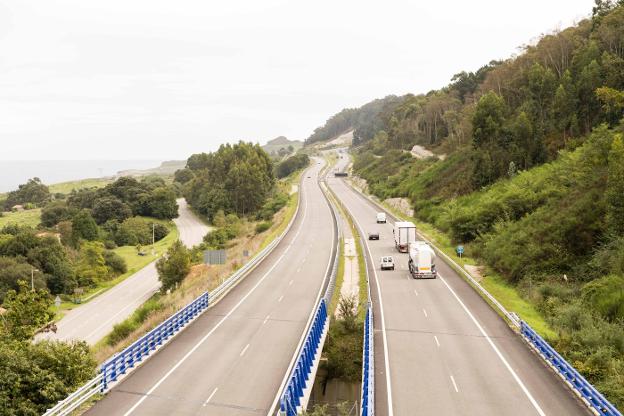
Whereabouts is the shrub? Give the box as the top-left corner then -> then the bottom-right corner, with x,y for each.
255,221 -> 272,234
103,250 -> 127,275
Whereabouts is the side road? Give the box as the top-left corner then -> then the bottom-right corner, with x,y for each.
37,199 -> 209,345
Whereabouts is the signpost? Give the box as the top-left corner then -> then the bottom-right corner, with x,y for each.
204,249 -> 227,265
456,245 -> 464,258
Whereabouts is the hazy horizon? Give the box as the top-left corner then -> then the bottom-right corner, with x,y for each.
1,0 -> 594,160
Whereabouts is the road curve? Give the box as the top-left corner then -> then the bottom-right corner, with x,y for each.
86,159 -> 336,416
38,199 -> 209,345
328,152 -> 589,416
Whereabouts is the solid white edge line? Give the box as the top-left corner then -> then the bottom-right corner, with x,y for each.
340,189 -> 394,416
267,158 -> 335,416
122,165 -> 313,416
439,275 -> 546,416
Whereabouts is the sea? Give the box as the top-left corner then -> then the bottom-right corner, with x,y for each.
0,160 -> 162,193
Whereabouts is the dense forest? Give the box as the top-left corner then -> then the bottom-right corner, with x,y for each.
310,1 -> 624,406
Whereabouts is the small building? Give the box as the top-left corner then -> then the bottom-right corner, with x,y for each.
11,204 -> 24,212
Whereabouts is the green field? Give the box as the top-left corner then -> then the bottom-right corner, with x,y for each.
0,209 -> 42,228
48,177 -> 112,194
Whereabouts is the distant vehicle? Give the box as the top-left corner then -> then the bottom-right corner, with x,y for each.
376,212 -> 386,223
380,256 -> 395,271
334,172 -> 348,177
408,241 -> 436,278
393,221 -> 416,252
307,176 -> 311,178
368,231 -> 380,240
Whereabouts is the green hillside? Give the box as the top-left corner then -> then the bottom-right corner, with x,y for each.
317,3 -> 624,406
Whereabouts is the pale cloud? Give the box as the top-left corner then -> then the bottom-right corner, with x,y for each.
0,0 -> 593,160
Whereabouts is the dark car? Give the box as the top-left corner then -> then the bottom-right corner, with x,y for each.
368,231 -> 380,240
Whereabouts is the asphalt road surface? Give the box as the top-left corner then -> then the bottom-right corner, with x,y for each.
86,159 -> 335,416
327,152 -> 589,416
38,198 -> 209,345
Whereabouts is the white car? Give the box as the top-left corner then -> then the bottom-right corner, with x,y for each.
376,212 -> 387,224
380,256 -> 394,271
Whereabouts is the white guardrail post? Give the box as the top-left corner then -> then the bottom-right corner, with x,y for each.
44,168 -> 306,416
345,178 -> 622,416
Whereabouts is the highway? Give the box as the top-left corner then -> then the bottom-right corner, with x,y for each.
85,159 -> 336,416
327,152 -> 589,416
38,198 -> 210,345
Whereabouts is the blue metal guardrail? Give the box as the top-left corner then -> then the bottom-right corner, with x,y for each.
101,292 -> 209,389
521,321 -> 622,416
361,303 -> 374,416
279,299 -> 328,416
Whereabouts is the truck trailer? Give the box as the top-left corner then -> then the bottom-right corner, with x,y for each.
393,221 -> 416,252
408,241 -> 437,279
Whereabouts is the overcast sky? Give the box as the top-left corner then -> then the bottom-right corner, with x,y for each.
0,0 -> 593,160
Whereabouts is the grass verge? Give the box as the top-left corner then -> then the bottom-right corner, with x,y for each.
48,177 -> 113,194
0,208 -> 42,228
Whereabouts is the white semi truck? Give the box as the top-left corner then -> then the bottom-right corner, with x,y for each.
408,241 -> 437,279
393,221 -> 416,253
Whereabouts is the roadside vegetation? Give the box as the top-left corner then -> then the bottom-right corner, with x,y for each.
97,145 -> 308,361
308,3 -> 624,406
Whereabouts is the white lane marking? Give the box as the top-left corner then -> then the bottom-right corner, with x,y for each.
202,387 -> 218,407
422,308 -> 428,318
345,199 -> 394,416
296,267 -> 301,273
263,315 -> 270,325
289,280 -> 294,286
439,275 -> 546,416
123,174 -> 312,416
450,375 -> 459,393
434,335 -> 440,347
278,295 -> 284,303
346,179 -> 546,416
268,162 -> 336,416
240,344 -> 250,357
302,258 -> 306,264
414,289 -> 418,296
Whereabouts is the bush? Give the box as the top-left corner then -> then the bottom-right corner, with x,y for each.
41,201 -> 74,227
255,221 -> 272,234
103,250 -> 127,275
114,217 -> 169,247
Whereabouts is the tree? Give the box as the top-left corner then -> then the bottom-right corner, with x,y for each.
0,339 -> 96,415
71,209 -> 99,241
91,196 -> 132,224
596,86 -> 624,125
4,178 -> 50,209
156,240 -> 191,293
141,187 -> 178,219
0,257 -> 35,303
41,201 -> 74,228
174,168 -> 194,184
606,134 -> 624,235
1,281 -> 52,341
75,242 -> 108,286
472,91 -> 507,147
